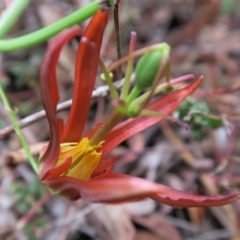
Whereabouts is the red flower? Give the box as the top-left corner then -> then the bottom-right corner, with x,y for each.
38,10 -> 240,207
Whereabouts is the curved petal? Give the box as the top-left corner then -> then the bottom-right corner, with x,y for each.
43,157 -> 72,179
39,26 -> 81,179
40,26 -> 81,117
43,172 -> 240,207
61,10 -> 109,143
80,173 -> 163,202
102,77 -> 203,158
150,186 -> 240,207
91,156 -> 116,177
43,173 -> 163,201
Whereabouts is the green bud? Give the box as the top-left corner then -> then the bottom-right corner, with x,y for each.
127,103 -> 141,118
135,50 -> 162,90
135,43 -> 170,90
100,72 -> 113,82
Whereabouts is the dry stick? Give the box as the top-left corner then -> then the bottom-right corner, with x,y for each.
0,78 -> 130,138
114,0 -> 122,79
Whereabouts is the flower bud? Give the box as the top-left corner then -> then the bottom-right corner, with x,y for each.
127,103 -> 141,118
135,43 -> 170,90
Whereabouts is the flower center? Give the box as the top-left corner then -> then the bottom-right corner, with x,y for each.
56,137 -> 103,181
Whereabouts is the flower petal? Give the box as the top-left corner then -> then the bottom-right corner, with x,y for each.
150,185 -> 240,207
40,26 -> 81,117
91,156 -> 116,177
61,10 -> 109,143
44,172 -> 240,207
43,157 -> 72,180
80,173 -> 163,203
43,173 -> 162,201
102,77 -> 203,158
39,26 -> 81,179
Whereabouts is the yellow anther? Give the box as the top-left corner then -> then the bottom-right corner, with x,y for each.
55,138 -> 103,181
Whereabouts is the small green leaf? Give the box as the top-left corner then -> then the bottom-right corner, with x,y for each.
35,219 -> 48,228
207,118 -> 223,129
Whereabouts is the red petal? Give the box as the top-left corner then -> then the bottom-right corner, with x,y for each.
102,77 -> 203,158
44,176 -> 81,200
43,157 -> 72,179
43,173 -> 162,201
80,173 -> 163,203
91,156 -> 116,177
150,185 -> 240,207
61,11 -> 109,143
39,26 -> 81,180
43,172 -> 240,207
40,26 -> 81,116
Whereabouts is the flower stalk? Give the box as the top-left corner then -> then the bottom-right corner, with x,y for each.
89,110 -> 124,146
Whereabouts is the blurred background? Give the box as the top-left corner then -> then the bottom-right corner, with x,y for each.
0,0 -> 240,239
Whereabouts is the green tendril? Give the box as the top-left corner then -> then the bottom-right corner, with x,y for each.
0,0 -> 31,39
0,1 -> 100,52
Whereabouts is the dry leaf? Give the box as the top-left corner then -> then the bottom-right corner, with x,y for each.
135,231 -> 161,240
132,213 -> 182,240
87,205 -> 135,240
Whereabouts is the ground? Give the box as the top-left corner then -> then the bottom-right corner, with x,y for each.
0,0 -> 240,239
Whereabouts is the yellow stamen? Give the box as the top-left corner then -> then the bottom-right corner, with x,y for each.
55,137 -> 103,181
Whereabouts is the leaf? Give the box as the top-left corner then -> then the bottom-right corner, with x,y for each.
133,215 -> 182,240
89,205 -> 135,240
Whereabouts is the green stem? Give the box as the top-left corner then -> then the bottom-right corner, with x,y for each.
126,85 -> 142,105
89,110 -> 123,145
0,1 -> 100,52
120,32 -> 136,99
99,59 -> 119,99
0,83 -> 38,173
120,59 -> 133,99
0,0 -> 31,39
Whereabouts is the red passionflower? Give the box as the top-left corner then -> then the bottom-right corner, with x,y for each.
38,9 -> 240,207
